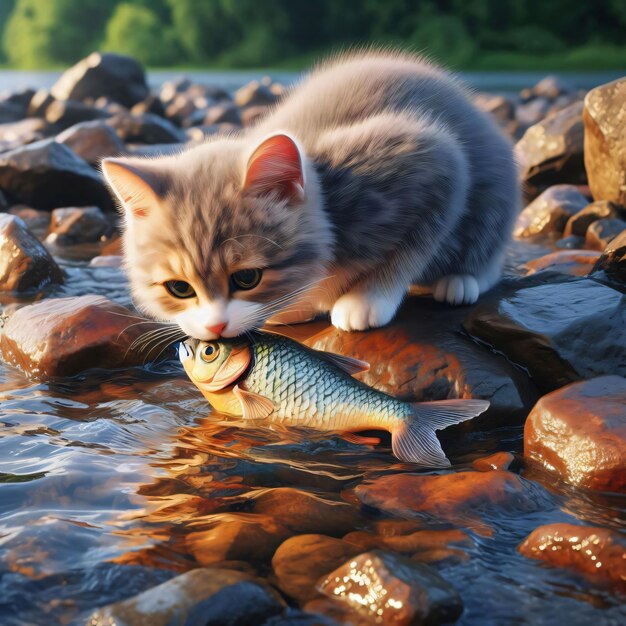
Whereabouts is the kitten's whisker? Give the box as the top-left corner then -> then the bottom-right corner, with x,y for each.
116,320 -> 171,342
129,326 -> 179,350
145,331 -> 187,364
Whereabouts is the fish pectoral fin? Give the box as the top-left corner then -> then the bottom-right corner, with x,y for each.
233,385 -> 275,420
314,350 -> 370,376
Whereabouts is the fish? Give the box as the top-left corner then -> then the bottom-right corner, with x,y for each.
179,332 -> 489,467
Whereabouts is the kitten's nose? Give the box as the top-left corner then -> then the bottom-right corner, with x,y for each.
206,322 -> 227,336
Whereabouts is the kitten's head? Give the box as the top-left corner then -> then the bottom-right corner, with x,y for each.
102,133 -> 331,340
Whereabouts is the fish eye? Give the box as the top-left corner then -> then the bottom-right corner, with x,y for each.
230,268 -> 262,291
200,341 -> 220,363
165,280 -> 196,299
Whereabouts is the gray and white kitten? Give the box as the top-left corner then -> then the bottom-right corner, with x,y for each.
102,50 -> 519,341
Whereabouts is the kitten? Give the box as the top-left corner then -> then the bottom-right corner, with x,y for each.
102,50 -> 519,340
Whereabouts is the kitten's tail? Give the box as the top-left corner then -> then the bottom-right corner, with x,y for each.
391,399 -> 489,467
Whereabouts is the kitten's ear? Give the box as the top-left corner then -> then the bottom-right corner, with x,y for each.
243,134 -> 305,203
101,158 -> 167,219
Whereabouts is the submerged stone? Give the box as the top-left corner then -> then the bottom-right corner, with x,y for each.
564,200 -> 626,237
591,228 -> 626,283
585,218 -> 626,251
523,250 -> 600,277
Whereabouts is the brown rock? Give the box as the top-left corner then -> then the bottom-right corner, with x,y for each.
523,250 -> 600,277
515,101 -> 585,199
583,78 -> 626,206
106,111 -> 186,144
519,523 -> 626,592
0,214 -> 63,293
88,568 -> 285,626
201,102 -> 242,126
272,534 -> 362,603
8,205 -> 51,238
241,105 -> 271,127
591,228 -> 626,282
318,550 -> 463,626
46,206 -> 114,245
474,93 -> 514,124
464,277 -> 626,391
187,513 -> 290,566
235,80 -> 280,108
44,99 -> 109,130
56,120 -> 127,165
354,470 -> 540,527
564,200 -> 626,237
0,295 -> 167,379
585,219 -> 626,251
27,88 -> 54,117
0,118 -> 50,147
251,487 -> 361,536
524,376 -> 626,492
472,451 -> 515,472
514,185 -> 588,238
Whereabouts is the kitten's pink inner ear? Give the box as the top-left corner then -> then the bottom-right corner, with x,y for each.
101,159 -> 163,219
243,134 -> 305,202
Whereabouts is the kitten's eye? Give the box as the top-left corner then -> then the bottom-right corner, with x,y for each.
200,341 -> 220,363
231,268 -> 262,290
165,280 -> 196,299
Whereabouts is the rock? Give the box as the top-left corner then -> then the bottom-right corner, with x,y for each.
583,78 -> 626,206
89,255 -> 123,268
474,93 -> 514,124
44,99 -> 109,130
272,535 -> 362,603
585,218 -> 626,251
8,205 -> 51,238
523,250 -> 601,277
0,214 -> 63,293
51,52 -> 149,108
318,550 -> 463,626
106,112 -> 186,144
0,87 -> 35,111
515,97 -> 550,128
165,94 -> 198,125
591,228 -> 626,282
186,513 -> 290,566
514,185 -> 588,238
235,80 -> 280,108
524,376 -> 626,492
87,567 -> 285,626
0,295 -> 168,379
128,143 -> 186,158
0,118 -> 50,146
526,76 -> 575,100
241,105 -> 271,127
194,102 -> 242,126
564,200 -> 626,237
264,608 -> 341,626
354,471 -> 542,528
471,451 -> 515,472
46,206 -> 114,246
463,277 -> 626,391
0,101 -> 24,124
515,102 -> 585,199
305,296 -> 540,425
27,88 -> 54,117
519,523 -> 626,592
555,235 -> 585,249
0,139 -> 114,211
130,93 -> 166,118
56,120 -> 127,165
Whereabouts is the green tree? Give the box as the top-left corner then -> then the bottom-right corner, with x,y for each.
0,0 -> 17,61
103,3 -> 180,66
4,0 -> 117,68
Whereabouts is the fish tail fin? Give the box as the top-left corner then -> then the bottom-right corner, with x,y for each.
392,399 -> 490,467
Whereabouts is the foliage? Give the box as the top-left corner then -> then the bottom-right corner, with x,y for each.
1,0 -> 625,69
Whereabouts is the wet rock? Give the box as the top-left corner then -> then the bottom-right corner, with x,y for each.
272,534 -> 362,603
0,101 -> 23,124
89,255 -> 123,268
87,567 -> 285,626
235,80 -> 280,108
519,523 -> 626,592
318,550 -> 463,626
193,102 -> 242,126
524,376 -> 626,492
251,488 -> 361,537
241,105 -> 271,127
44,99 -> 109,130
523,250 -> 600,277
106,112 -> 186,144
264,608 -> 341,626
56,120 -> 127,165
564,200 -> 626,237
27,88 -> 55,117
305,296 -> 540,424
474,93 -> 514,124
0,139 -> 114,211
583,78 -> 626,206
555,235 -> 585,249
128,143 -> 186,158
0,87 -> 35,111
464,277 -> 626,391
522,75 -> 575,101
187,513 -> 290,566
354,470 -> 541,527
0,295 -> 166,379
514,185 -> 588,238
585,218 -> 626,251
130,93 -> 166,118
101,237 -> 123,256
46,206 -> 114,246
515,97 -> 550,129
8,205 -> 51,238
51,52 -> 149,108
0,214 -> 63,293
591,228 -> 626,282
0,118 -> 50,147
515,101 -> 585,199
472,451 -> 515,472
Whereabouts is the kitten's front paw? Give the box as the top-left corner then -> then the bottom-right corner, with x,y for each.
331,291 -> 399,331
433,274 -> 479,305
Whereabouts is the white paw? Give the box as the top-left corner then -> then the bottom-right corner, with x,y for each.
331,291 -> 399,331
433,274 -> 479,305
